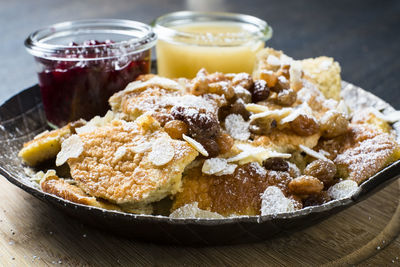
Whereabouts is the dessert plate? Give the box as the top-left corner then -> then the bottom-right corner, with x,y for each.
0,82 -> 399,245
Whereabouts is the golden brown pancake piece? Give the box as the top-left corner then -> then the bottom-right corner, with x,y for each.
172,163 -> 294,216
18,125 -> 71,166
253,129 -> 320,152
333,124 -> 400,184
68,115 -> 198,205
40,172 -> 120,211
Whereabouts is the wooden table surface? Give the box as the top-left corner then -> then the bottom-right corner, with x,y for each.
1,0 -> 399,265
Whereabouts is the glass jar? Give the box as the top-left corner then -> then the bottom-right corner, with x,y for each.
153,11 -> 272,78
25,19 -> 157,128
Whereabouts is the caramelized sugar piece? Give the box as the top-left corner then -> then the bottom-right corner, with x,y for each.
172,163 -> 293,216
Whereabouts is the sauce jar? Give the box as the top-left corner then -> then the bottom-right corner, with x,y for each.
153,11 -> 272,78
25,19 -> 157,128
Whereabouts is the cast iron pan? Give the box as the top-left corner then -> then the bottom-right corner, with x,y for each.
0,82 -> 399,245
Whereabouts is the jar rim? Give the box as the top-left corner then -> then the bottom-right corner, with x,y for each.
152,11 -> 272,47
25,19 -> 157,60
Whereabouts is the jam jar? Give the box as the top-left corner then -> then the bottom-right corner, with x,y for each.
25,19 -> 157,128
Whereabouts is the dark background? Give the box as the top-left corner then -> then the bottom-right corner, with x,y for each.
1,0 -> 399,107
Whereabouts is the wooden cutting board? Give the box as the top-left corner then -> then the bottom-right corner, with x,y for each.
0,175 -> 399,266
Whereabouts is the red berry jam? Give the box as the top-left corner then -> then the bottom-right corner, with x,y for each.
35,40 -> 151,127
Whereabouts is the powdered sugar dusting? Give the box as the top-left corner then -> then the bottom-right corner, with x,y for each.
224,114 -> 250,141
202,158 -> 237,176
260,186 -> 296,215
159,94 -> 218,114
328,180 -> 358,199
334,133 -> 396,183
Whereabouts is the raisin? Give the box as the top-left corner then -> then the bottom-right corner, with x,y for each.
320,111 -> 349,138
272,76 -> 290,92
171,106 -> 220,138
303,191 -> 331,207
274,89 -> 297,106
196,138 -> 220,158
251,80 -> 270,102
249,119 -> 277,135
288,175 -> 324,195
164,120 -> 189,139
230,100 -> 251,120
216,132 -> 234,154
304,159 -> 337,185
290,114 -> 319,136
263,157 -> 289,171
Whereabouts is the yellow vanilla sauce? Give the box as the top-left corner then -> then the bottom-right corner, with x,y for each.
156,22 -> 265,78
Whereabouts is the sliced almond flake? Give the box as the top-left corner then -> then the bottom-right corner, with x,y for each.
249,108 -> 293,122
336,100 -> 351,118
366,107 -> 400,123
267,55 -> 281,66
328,180 -> 358,199
75,124 -> 97,135
318,149 -> 331,157
228,143 -> 290,165
224,114 -> 250,141
299,144 -> 328,161
75,110 -> 115,134
169,202 -> 224,219
382,111 -> 400,123
114,146 -> 127,161
279,54 -> 294,66
182,134 -> 208,157
29,170 -> 45,184
122,77 -> 183,95
260,186 -> 296,215
130,141 -> 152,153
56,135 -> 84,166
268,151 -> 292,158
215,163 -> 237,176
148,138 -> 175,166
280,103 -> 314,124
202,158 -> 226,174
202,158 -> 237,176
245,103 -> 270,113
